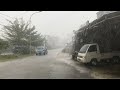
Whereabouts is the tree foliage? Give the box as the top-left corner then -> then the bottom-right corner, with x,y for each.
0,39 -> 9,50
3,18 -> 44,47
73,15 -> 120,53
2,18 -> 45,54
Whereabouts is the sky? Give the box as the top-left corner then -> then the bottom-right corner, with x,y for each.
0,11 -> 98,39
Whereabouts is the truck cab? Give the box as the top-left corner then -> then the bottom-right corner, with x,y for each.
77,43 -> 100,63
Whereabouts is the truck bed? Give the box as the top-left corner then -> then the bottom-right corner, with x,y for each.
100,52 -> 120,59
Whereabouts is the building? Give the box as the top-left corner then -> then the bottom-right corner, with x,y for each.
96,11 -> 117,19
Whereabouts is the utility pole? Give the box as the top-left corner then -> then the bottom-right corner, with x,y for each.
29,11 -> 42,55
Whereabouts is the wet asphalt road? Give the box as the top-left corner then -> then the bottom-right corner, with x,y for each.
0,49 -> 93,79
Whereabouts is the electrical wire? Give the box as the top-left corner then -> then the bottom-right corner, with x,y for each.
0,12 -> 15,19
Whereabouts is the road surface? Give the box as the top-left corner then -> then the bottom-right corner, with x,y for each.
0,49 -> 93,79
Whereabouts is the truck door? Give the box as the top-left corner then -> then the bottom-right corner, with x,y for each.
86,45 -> 98,62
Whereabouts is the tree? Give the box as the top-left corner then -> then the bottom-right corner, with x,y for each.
73,16 -> 120,53
2,18 -> 45,54
0,38 -> 9,54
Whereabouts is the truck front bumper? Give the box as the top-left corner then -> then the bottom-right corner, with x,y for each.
77,57 -> 87,63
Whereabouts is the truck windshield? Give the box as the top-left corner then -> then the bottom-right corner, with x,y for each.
79,44 -> 89,53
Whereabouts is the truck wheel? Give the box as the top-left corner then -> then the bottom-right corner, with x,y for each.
90,59 -> 98,66
113,57 -> 120,64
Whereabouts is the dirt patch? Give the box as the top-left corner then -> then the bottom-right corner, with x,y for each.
90,64 -> 120,79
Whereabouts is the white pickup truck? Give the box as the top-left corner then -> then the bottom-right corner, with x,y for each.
77,43 -> 120,65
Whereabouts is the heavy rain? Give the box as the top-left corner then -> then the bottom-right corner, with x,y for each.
0,11 -> 120,79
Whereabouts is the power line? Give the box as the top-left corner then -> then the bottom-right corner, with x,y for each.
0,12 -> 15,26
0,12 -> 15,19
0,22 -> 6,26
0,15 -> 13,23
0,15 -> 13,27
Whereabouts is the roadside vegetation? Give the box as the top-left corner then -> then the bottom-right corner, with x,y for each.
0,18 -> 46,62
0,54 -> 33,62
0,17 -> 62,62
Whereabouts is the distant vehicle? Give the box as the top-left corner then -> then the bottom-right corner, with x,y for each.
77,43 -> 120,65
35,46 -> 48,55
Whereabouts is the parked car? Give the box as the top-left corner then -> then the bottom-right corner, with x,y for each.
35,47 -> 48,55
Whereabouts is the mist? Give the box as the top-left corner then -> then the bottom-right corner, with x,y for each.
0,11 -> 97,49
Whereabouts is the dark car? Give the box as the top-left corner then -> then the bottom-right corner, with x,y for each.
35,47 -> 48,55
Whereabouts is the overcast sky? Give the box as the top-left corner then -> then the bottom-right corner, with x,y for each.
0,11 -> 98,39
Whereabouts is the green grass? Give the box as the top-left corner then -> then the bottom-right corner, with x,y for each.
0,54 -> 33,62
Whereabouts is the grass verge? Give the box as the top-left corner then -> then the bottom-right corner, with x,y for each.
0,54 -> 33,62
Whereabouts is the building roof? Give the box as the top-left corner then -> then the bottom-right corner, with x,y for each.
78,11 -> 120,32
96,11 -> 117,19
